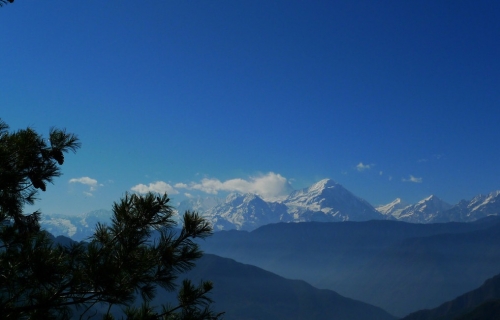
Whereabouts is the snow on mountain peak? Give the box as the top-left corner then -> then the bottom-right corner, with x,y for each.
388,195 -> 451,222
40,179 -> 500,237
309,178 -> 338,191
420,195 -> 440,203
376,198 -> 407,216
284,179 -> 381,222
469,190 -> 500,212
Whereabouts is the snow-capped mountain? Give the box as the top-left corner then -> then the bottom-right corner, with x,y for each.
376,198 -> 407,217
176,196 -> 222,218
389,195 -> 452,223
187,179 -> 383,231
41,209 -> 113,241
434,190 -> 500,222
40,178 -> 500,239
284,179 -> 382,222
377,191 -> 500,223
204,193 -> 289,231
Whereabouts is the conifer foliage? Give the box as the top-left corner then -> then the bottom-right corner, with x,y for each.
0,120 -> 222,319
0,0 -> 14,7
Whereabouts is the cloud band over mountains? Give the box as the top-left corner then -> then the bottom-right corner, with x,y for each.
131,172 -> 293,201
69,176 -> 102,196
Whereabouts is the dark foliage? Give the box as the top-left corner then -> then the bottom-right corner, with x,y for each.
0,0 -> 14,7
0,120 -> 222,319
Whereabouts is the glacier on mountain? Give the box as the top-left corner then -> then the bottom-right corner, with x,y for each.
40,179 -> 500,237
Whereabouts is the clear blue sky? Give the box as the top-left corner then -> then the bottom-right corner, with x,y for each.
1,1 -> 500,215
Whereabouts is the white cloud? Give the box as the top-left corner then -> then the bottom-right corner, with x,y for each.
356,162 -> 374,172
402,175 -> 422,183
131,181 -> 179,195
69,177 -> 100,194
177,172 -> 292,201
379,171 -> 383,175
69,176 -> 98,187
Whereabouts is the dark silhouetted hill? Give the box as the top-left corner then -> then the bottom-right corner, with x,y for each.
401,273 -> 500,320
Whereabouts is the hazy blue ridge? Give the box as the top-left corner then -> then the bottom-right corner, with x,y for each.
199,217 -> 500,317
50,233 -> 395,319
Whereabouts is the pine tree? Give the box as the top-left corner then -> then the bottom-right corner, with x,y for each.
0,119 -> 222,319
0,0 -> 14,7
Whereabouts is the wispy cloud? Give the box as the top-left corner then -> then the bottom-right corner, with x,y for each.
356,162 -> 374,172
402,175 -> 422,183
418,154 -> 443,163
131,181 -> 179,194
174,183 -> 189,189
69,176 -> 102,195
177,172 -> 293,201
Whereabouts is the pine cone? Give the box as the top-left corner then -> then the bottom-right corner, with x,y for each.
28,173 -> 46,191
51,149 -> 64,165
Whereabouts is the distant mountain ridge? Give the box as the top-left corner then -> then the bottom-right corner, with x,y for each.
378,191 -> 500,224
201,217 -> 500,317
183,179 -> 500,230
183,254 -> 396,320
48,235 -> 396,320
378,195 -> 452,223
283,179 -> 381,222
41,209 -> 112,241
375,198 -> 407,216
189,179 -> 383,231
40,179 -> 500,236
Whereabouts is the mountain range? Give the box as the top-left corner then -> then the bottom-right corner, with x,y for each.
41,209 -> 112,241
179,179 -> 500,229
39,177 -> 500,318
41,178 -> 500,237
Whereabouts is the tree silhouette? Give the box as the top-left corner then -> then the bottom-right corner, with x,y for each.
0,120 -> 222,319
0,0 -> 14,7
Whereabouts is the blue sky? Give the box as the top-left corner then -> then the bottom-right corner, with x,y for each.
1,1 -> 500,215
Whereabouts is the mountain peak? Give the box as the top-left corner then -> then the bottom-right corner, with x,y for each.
308,178 -> 337,191
416,195 -> 450,208
376,198 -> 407,216
285,179 -> 381,222
392,195 -> 451,222
421,195 -> 439,202
308,178 -> 341,193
